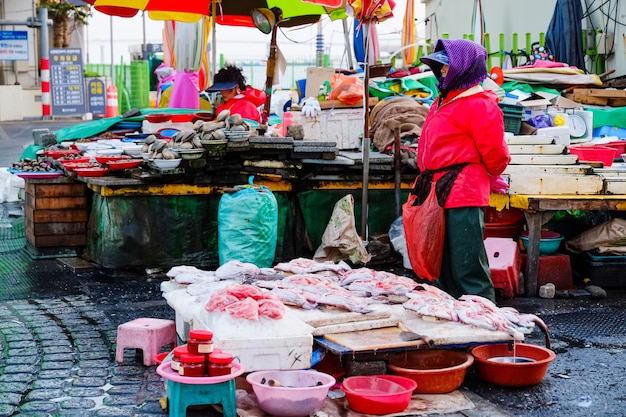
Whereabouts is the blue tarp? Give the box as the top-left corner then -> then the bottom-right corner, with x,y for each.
545,0 -> 586,71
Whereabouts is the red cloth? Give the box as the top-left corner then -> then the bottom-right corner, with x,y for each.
215,86 -> 265,123
417,88 -> 510,208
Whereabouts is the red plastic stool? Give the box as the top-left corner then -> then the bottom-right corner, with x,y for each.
116,318 -> 176,366
485,237 -> 521,298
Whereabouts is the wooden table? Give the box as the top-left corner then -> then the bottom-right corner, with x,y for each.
494,193 -> 626,297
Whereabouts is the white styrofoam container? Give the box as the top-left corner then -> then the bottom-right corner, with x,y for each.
194,313 -> 313,372
213,333 -> 313,372
292,108 -> 364,150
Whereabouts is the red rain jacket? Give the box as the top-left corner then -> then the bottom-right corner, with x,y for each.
417,86 -> 510,208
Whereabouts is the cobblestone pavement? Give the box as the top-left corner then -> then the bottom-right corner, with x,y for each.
0,292 -> 175,416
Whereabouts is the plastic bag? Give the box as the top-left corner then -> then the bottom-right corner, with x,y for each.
329,73 -> 364,105
526,114 -> 553,129
402,181 -> 445,281
313,194 -> 371,265
388,216 -> 412,269
218,177 -> 278,267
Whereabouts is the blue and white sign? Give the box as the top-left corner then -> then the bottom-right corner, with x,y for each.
0,31 -> 28,61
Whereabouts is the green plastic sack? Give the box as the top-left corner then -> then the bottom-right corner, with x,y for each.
369,77 -> 434,101
218,177 -> 278,267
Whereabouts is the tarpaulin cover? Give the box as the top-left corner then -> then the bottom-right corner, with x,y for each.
297,189 -> 409,251
85,191 -> 291,270
545,0 -> 586,71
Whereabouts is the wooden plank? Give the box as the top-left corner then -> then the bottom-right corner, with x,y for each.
24,193 -> 86,210
25,227 -> 86,247
25,182 -> 86,197
24,217 -> 86,236
572,92 -> 626,107
508,173 -> 604,195
503,164 -> 594,175
505,135 -> 555,145
507,144 -> 565,155
24,206 -> 88,223
573,88 -> 626,98
509,154 -> 579,165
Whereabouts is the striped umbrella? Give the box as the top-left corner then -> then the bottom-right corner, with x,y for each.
401,0 -> 417,66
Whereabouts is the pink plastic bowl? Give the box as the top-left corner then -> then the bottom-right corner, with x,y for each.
341,374 -> 417,415
246,370 -> 335,417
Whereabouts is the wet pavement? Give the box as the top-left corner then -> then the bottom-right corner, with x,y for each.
1,120 -> 626,416
0,202 -> 625,417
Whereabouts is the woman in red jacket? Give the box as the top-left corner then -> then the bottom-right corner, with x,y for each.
205,65 -> 265,123
410,39 -> 511,302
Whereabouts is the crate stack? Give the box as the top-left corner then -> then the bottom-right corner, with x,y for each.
130,60 -> 150,110
499,103 -> 524,135
24,177 -> 88,258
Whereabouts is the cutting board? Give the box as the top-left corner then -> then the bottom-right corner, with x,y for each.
311,317 -> 399,336
324,326 -> 426,351
288,306 -> 393,328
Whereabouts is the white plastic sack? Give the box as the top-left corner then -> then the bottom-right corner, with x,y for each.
313,194 -> 371,265
566,218 -> 626,254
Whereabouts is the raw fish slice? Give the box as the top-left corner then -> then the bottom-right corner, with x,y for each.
257,298 -> 286,320
225,297 -> 259,320
271,287 -> 318,310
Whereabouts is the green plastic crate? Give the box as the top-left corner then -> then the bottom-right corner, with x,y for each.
499,103 -> 523,135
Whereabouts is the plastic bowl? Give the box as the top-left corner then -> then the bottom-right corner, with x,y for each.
169,113 -> 195,123
519,230 -> 564,255
387,350 -> 474,394
193,112 -> 214,122
95,155 -> 129,164
341,375 -> 416,415
106,159 -> 143,170
145,113 -> 171,123
151,158 -> 182,170
246,370 -> 335,417
73,167 -> 110,177
569,145 -> 616,167
96,148 -> 124,157
201,139 -> 228,152
470,343 -> 556,387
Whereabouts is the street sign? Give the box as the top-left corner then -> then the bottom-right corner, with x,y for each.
0,31 -> 28,60
86,78 -> 106,117
50,48 -> 86,116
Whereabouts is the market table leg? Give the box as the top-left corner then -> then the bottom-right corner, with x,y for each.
523,211 -> 556,297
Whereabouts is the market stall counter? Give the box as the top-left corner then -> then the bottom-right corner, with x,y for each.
160,259 -> 545,375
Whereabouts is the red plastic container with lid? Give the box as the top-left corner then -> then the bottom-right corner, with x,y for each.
171,346 -> 189,373
179,353 -> 206,377
208,352 -> 234,377
187,329 -> 214,355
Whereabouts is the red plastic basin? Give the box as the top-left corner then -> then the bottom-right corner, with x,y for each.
569,145 -> 617,167
388,350 -> 474,394
471,343 -> 556,387
341,375 -> 416,415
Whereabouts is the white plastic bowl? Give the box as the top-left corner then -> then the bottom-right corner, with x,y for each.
246,370 -> 335,417
151,158 -> 182,170
122,144 -> 144,156
96,148 -> 123,156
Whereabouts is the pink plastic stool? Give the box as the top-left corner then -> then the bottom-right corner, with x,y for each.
485,237 -> 521,298
115,318 -> 176,366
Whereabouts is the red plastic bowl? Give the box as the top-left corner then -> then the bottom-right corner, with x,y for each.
169,113 -> 195,123
387,350 -> 474,394
145,113 -> 171,123
44,149 -> 82,159
63,162 -> 97,172
95,155 -> 130,165
341,375 -> 416,415
154,352 -> 168,366
569,145 -> 616,167
73,167 -> 110,177
471,343 -> 556,387
106,159 -> 143,170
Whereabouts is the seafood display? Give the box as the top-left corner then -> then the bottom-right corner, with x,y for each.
164,257 -> 548,346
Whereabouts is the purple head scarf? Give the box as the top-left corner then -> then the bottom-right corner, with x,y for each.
424,38 -> 488,97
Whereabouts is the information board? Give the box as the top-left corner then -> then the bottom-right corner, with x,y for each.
50,48 -> 86,116
86,78 -> 106,117
0,31 -> 28,60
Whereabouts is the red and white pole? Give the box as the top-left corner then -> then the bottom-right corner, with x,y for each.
41,58 -> 51,118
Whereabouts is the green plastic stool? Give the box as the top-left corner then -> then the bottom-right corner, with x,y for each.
166,378 -> 237,417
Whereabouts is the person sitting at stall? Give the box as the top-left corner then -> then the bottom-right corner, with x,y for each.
205,64 -> 265,123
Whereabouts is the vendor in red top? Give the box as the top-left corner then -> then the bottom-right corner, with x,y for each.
410,39 -> 511,302
206,65 -> 265,123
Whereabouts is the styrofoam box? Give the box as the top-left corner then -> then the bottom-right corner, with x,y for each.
292,108 -> 364,150
194,314 -> 313,372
